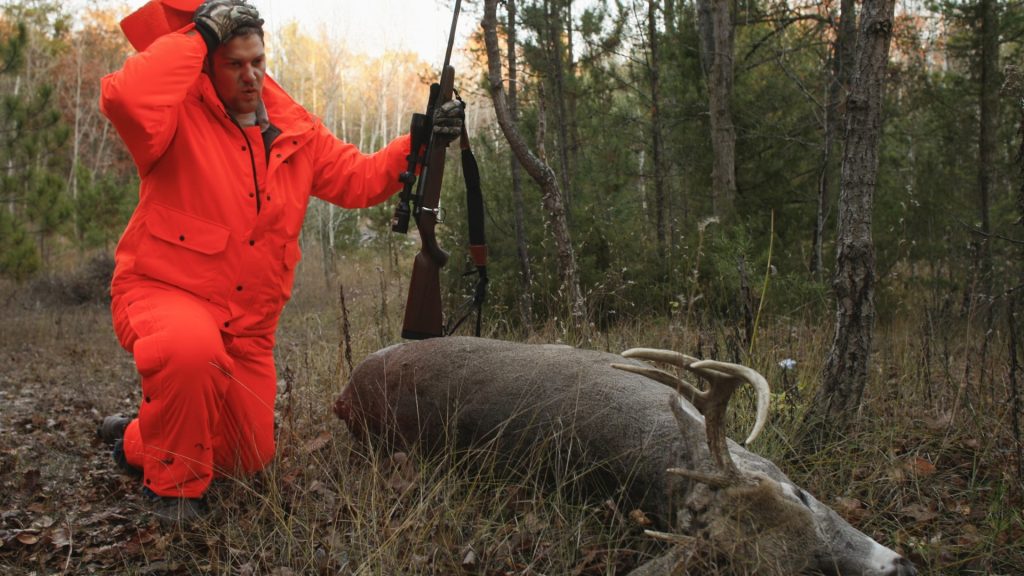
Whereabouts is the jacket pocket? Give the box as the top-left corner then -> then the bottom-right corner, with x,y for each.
134,203 -> 232,299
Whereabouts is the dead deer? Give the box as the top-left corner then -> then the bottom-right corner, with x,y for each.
335,336 -> 916,575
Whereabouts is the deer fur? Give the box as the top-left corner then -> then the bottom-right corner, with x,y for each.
335,336 -> 916,576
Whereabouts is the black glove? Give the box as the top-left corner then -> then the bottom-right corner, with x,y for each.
193,0 -> 263,53
432,99 -> 465,144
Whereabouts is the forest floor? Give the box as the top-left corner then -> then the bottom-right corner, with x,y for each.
0,254 -> 1022,575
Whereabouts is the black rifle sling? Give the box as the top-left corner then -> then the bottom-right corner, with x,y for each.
446,123 -> 488,337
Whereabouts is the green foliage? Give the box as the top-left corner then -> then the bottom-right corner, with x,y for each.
0,207 -> 39,281
0,1 -> 73,280
74,166 -> 134,250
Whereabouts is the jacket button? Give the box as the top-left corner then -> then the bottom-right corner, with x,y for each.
249,240 -> 255,246
224,321 -> 230,328
292,140 -> 297,145
179,235 -> 185,242
249,192 -> 255,198
276,153 -> 282,158
145,396 -> 151,403
265,196 -> 271,202
236,285 -> 243,291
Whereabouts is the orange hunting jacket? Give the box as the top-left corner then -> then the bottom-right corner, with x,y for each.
101,28 -> 410,336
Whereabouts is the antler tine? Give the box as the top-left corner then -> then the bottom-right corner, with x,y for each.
686,360 -> 771,446
670,381 -> 740,478
610,363 -> 706,408
621,348 -> 697,369
614,349 -> 771,484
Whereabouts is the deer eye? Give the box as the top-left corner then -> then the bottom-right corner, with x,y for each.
780,482 -> 813,508
793,486 -> 811,507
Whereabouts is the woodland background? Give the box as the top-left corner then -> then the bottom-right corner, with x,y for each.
0,0 -> 1023,573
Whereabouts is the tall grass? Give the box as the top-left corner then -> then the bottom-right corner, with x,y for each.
2,248 -> 1020,574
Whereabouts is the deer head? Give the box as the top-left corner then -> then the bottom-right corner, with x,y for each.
613,349 -> 916,576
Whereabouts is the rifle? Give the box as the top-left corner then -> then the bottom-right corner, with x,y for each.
392,0 -> 461,340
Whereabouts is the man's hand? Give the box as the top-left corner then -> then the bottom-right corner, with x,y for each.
193,0 -> 263,53
433,100 -> 465,144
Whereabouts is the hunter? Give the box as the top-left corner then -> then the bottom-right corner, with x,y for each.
96,0 -> 463,524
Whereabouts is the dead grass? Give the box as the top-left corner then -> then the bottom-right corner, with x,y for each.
0,250 -> 1022,574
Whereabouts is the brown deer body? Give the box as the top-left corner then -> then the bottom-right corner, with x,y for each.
335,337 -> 916,576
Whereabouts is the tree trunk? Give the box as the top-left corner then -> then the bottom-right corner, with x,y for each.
506,0 -> 535,331
545,0 -> 575,212
814,0 -> 896,426
977,0 -> 998,289
698,0 -> 737,220
810,1 -> 856,278
976,0 -> 999,389
483,0 -> 587,334
648,0 -> 668,263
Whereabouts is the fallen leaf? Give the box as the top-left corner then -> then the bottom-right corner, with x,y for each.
900,503 -> 938,523
301,431 -> 332,455
31,515 -> 55,529
461,547 -> 477,568
956,524 -> 982,546
906,457 -> 936,477
628,509 -> 653,527
15,530 -> 40,545
51,527 -> 71,548
834,497 -> 869,522
385,452 -> 416,493
923,412 -> 952,431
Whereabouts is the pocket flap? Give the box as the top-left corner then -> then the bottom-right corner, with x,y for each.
145,203 -> 231,255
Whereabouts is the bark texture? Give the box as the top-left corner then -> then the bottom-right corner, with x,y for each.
815,0 -> 896,423
697,0 -> 737,220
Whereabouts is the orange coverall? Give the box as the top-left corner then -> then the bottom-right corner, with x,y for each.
100,26 -> 410,498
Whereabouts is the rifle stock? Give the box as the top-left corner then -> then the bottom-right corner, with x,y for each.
401,65 -> 455,340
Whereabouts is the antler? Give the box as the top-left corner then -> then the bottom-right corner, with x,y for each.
611,349 -> 771,483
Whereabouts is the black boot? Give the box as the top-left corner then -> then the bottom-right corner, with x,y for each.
99,415 -> 141,476
97,414 -> 132,445
142,487 -> 209,528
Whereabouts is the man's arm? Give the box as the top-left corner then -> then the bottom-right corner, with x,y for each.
309,127 -> 412,209
99,29 -> 207,176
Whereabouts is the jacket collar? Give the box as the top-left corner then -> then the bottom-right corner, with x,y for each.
194,72 -> 315,141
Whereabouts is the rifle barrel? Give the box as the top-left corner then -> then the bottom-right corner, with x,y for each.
443,0 -> 462,70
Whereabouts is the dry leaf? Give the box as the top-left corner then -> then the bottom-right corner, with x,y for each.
628,509 -> 653,527
31,515 -> 55,529
385,452 -> 416,493
834,497 -> 868,522
302,431 -> 332,455
900,503 -> 938,523
923,412 -> 952,431
461,547 -> 477,568
15,530 -> 40,545
50,527 -> 71,548
906,457 -> 936,477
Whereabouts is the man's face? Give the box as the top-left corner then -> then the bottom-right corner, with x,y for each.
210,33 -> 266,116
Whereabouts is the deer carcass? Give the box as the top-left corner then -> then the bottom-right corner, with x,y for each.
334,336 -> 916,576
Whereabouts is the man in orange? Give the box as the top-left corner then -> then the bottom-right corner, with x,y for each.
96,0 -> 463,524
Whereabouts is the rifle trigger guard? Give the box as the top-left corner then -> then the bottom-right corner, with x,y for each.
423,205 -> 446,224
